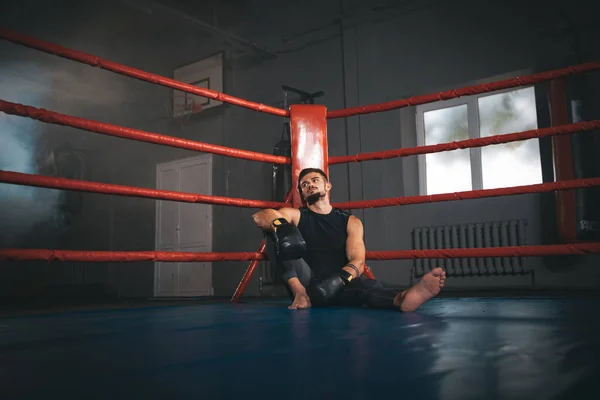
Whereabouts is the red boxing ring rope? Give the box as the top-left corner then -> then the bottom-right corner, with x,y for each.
0,28 -> 288,117
2,243 -> 599,263
0,170 -> 287,209
366,243 -> 600,260
329,120 -> 600,165
333,177 -> 600,210
327,61 -> 600,119
0,99 -> 290,165
3,171 -> 598,213
0,249 -> 265,262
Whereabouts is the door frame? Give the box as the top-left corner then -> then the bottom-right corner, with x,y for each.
153,153 -> 213,297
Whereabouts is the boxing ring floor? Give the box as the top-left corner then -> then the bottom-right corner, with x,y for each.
1,297 -> 598,399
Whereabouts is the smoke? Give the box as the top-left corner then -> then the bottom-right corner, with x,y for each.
0,80 -> 65,249
0,38 -> 149,249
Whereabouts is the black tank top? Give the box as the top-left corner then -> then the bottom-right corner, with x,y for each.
297,207 -> 351,279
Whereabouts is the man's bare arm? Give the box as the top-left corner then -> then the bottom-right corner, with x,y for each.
252,207 -> 300,231
343,216 -> 366,277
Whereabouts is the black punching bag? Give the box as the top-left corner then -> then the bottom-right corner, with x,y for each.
272,122 -> 292,202
568,75 -> 599,241
269,122 -> 292,284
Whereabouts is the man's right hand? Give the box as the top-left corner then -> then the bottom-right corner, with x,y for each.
289,292 -> 311,310
273,218 -> 306,260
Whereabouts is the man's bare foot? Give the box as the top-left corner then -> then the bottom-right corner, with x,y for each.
395,267 -> 446,312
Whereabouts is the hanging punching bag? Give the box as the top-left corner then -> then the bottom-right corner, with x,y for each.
272,122 -> 292,202
550,14 -> 599,243
568,74 -> 599,241
268,122 -> 292,284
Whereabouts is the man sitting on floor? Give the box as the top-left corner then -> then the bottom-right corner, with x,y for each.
252,167 -> 446,311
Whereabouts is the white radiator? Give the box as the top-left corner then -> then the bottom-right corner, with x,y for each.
412,219 -> 530,277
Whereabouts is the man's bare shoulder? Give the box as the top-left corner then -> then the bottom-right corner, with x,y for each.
347,214 -> 364,232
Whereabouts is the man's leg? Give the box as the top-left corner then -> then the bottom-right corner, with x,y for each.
263,232 -> 312,299
333,278 -> 400,309
334,267 -> 446,311
394,267 -> 446,311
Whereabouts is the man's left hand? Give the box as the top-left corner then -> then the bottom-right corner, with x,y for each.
306,270 -> 354,307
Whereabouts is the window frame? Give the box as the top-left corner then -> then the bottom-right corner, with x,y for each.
415,85 -> 537,195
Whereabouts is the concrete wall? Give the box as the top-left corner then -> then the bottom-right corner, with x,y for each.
1,0 -> 599,299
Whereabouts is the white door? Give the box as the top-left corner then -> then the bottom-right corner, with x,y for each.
154,154 -> 213,297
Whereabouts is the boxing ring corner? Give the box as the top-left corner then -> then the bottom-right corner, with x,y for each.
0,27 -> 599,305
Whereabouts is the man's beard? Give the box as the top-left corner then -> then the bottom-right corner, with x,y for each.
304,191 -> 322,205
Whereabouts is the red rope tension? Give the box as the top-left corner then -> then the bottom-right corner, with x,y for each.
0,170 -> 287,209
327,61 -> 600,119
2,243 -> 599,263
0,99 -> 290,165
0,28 -> 288,117
333,177 -> 600,209
329,120 -> 600,165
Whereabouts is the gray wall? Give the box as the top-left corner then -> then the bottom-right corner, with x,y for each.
1,0 -> 599,299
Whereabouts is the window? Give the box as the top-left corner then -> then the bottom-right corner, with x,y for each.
416,86 -> 542,195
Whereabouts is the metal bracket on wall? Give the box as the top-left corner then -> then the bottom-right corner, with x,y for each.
282,85 -> 324,107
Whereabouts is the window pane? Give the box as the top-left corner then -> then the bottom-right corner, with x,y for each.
478,87 -> 542,189
423,104 -> 471,194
